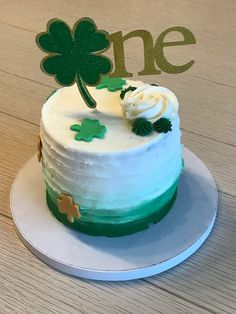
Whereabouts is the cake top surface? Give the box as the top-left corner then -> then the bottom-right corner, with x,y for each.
41,80 -> 179,154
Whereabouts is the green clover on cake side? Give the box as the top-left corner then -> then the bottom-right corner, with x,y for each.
45,177 -> 179,237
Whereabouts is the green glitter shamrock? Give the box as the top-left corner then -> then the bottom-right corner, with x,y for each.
96,75 -> 126,91
70,118 -> 107,142
36,18 -> 112,108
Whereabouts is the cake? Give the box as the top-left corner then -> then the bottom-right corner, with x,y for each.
39,79 -> 183,236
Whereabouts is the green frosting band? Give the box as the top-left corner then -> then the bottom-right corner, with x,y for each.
46,178 -> 179,237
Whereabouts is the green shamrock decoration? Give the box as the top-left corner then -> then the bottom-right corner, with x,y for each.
96,75 -> 126,91
70,118 -> 107,142
36,18 -> 112,108
120,85 -> 137,100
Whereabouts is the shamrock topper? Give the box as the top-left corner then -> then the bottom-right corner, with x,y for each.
36,18 -> 112,108
70,118 -> 106,142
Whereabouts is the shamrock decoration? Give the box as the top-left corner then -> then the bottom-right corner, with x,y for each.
120,85 -> 137,100
36,18 -> 112,108
96,76 -> 126,91
70,118 -> 106,142
58,193 -> 80,223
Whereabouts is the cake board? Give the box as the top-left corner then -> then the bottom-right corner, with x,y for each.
10,147 -> 218,281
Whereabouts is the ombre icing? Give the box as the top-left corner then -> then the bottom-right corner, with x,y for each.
40,79 -> 183,236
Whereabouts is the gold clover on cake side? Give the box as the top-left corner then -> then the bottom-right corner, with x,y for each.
58,193 -> 80,223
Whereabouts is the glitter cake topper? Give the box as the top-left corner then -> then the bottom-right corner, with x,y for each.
36,18 -> 112,108
36,17 -> 196,108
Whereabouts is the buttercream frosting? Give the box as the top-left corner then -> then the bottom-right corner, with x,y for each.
40,79 -> 183,227
121,85 -> 179,122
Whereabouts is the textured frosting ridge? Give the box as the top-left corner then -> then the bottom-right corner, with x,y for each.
41,80 -> 183,227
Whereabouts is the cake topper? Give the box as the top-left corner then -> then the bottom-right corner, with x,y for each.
109,27 -> 196,78
36,17 -> 112,108
36,17 -> 196,108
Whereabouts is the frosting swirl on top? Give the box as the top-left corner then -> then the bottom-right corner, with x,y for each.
120,84 -> 179,122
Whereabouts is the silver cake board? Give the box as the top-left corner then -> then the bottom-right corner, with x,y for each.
10,147 -> 218,281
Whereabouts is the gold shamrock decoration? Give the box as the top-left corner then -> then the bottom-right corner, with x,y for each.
37,132 -> 42,162
58,193 -> 80,223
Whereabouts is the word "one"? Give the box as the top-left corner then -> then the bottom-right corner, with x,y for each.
108,26 -> 196,77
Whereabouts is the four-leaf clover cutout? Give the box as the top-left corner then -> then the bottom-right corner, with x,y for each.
70,118 -> 107,142
36,18 -> 112,108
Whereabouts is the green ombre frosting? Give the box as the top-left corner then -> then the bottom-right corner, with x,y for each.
45,178 -> 179,237
41,81 -> 183,237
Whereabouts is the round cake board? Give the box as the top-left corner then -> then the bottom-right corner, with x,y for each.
10,147 -> 218,281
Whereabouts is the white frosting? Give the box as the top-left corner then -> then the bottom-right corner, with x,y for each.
41,80 -> 182,210
121,85 -> 179,122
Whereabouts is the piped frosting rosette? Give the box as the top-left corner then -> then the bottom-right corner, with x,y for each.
120,84 -> 179,123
